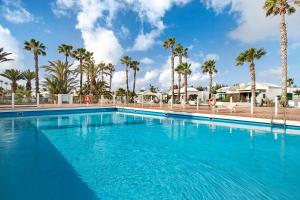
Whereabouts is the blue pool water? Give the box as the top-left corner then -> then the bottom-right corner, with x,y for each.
1,110 -> 300,199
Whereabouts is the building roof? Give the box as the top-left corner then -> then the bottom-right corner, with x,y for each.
241,82 -> 280,91
169,87 -> 199,95
137,90 -> 161,96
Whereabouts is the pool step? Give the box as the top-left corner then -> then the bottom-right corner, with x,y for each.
271,119 -> 286,129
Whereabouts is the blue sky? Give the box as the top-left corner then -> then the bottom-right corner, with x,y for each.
0,0 -> 299,90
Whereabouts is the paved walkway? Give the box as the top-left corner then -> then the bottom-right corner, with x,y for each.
0,103 -> 299,121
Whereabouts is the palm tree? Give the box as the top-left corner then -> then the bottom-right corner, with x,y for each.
264,0 -> 299,105
287,77 -> 294,87
72,48 -> 87,96
236,48 -> 266,107
0,69 -> 23,93
174,44 -> 188,101
0,48 -> 13,63
58,44 -> 73,64
130,60 -> 140,96
201,60 -> 218,99
43,60 -> 77,94
149,84 -> 158,93
106,63 -> 115,92
22,70 -> 35,91
163,37 -> 176,103
120,56 -> 132,103
24,39 -> 46,95
89,61 -> 100,95
175,64 -> 184,101
178,62 -> 192,103
116,88 -> 126,102
294,89 -> 300,98
98,62 -> 106,82
83,51 -> 94,94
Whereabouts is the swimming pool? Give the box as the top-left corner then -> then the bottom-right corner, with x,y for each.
1,108 -> 300,199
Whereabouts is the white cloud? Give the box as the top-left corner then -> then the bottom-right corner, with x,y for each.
205,53 -> 220,61
82,27 -> 123,64
140,57 -> 154,65
136,70 -> 159,88
120,25 -> 130,38
52,0 -> 123,64
0,24 -> 23,70
112,70 -> 126,90
1,0 -> 35,24
128,0 -> 191,51
131,29 -> 161,51
52,0 -> 192,54
258,67 -> 281,83
202,0 -> 300,43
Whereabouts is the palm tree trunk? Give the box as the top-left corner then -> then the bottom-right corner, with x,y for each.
209,73 -> 212,98
12,81 -> 17,93
65,55 -> 68,65
184,73 -> 188,103
280,13 -> 288,106
177,55 -> 182,102
34,53 -> 39,95
87,67 -> 90,94
101,69 -> 104,82
79,59 -> 83,95
177,74 -> 181,102
109,72 -> 112,92
171,49 -> 175,104
133,70 -> 136,95
250,63 -> 256,107
126,65 -> 129,103
26,81 -> 31,91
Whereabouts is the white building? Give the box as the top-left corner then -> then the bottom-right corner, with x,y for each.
217,82 -> 300,104
168,87 -> 209,103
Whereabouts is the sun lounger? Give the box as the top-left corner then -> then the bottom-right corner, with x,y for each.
216,102 -> 237,113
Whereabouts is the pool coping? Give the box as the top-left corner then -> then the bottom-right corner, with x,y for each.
116,106 -> 300,129
0,106 -> 300,129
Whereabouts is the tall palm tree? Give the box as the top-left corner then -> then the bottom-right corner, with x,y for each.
264,0 -> 299,105
0,48 -> 13,63
201,60 -> 218,99
163,37 -> 176,103
116,88 -> 126,97
72,48 -> 87,96
83,51 -> 94,94
236,48 -> 266,107
106,63 -> 115,92
0,69 -> 23,93
43,60 -> 77,94
120,55 -> 132,103
22,69 -> 35,91
98,62 -> 106,82
58,44 -> 73,64
130,60 -> 140,96
175,64 -> 184,101
178,62 -> 192,103
174,44 -> 188,101
24,39 -> 46,95
89,61 -> 100,95
287,77 -> 294,87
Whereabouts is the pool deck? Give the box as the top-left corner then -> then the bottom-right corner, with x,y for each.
1,103 -> 300,127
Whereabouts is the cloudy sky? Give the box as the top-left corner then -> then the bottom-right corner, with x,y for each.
0,0 -> 299,90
